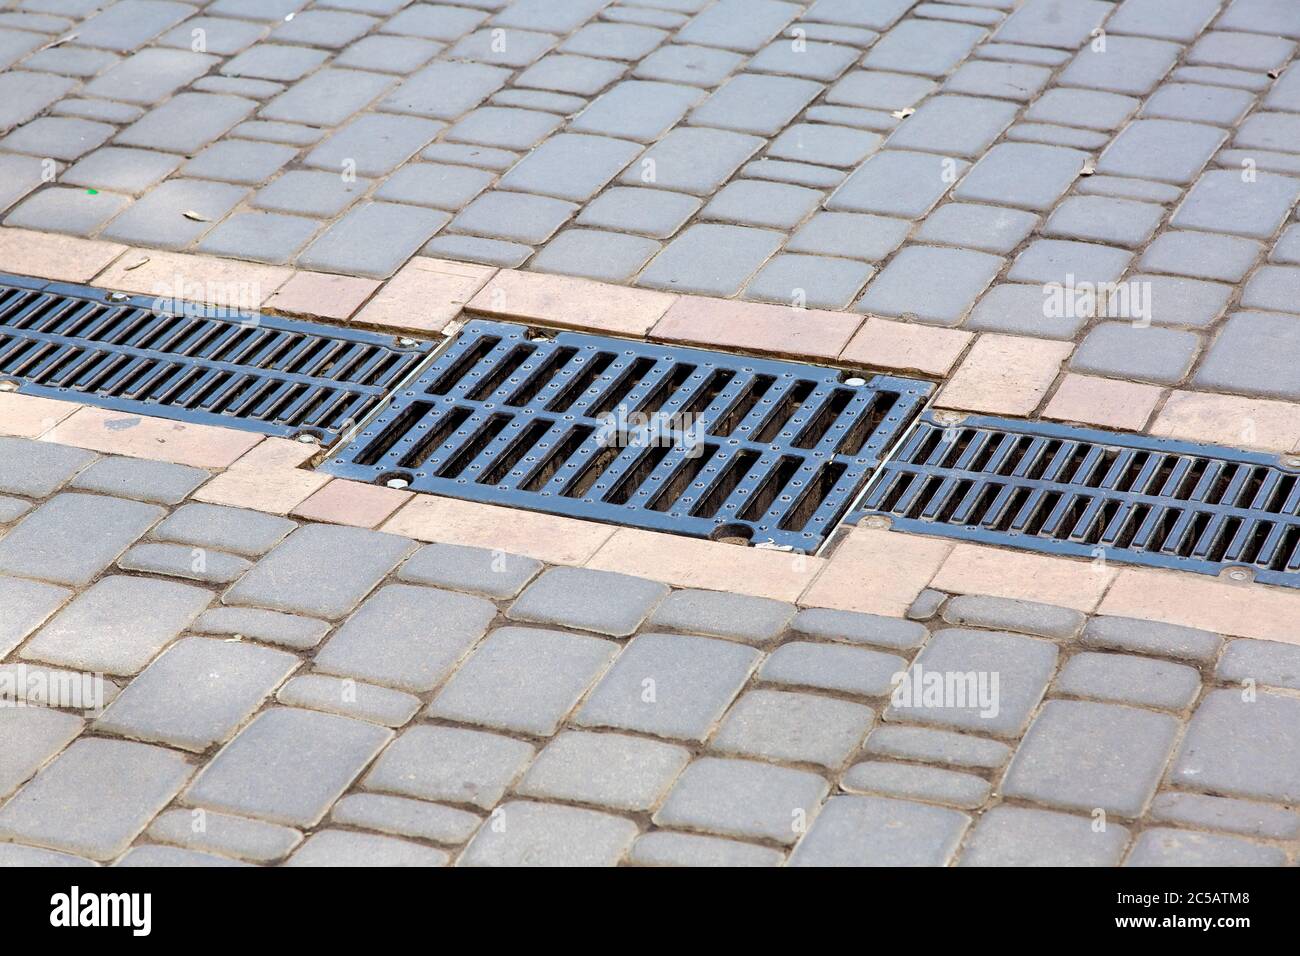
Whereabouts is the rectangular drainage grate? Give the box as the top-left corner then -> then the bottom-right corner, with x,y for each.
0,272 -> 433,445
321,319 -> 933,551
856,412 -> 1300,588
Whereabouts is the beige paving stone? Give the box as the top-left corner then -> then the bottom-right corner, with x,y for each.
44,408 -> 261,468
229,436 -> 317,471
1099,569 -> 1300,646
193,468 -> 330,515
263,271 -> 381,321
840,317 -> 973,377
292,479 -> 412,528
94,250 -> 291,304
1044,374 -> 1164,432
1152,390 -> 1300,453
470,269 -> 676,337
0,228 -> 126,283
930,542 -> 1116,613
651,296 -> 860,361
355,257 -> 495,333
0,394 -> 81,439
587,528 -> 824,603
800,526 -> 950,616
382,495 -> 615,566
937,334 -> 1073,416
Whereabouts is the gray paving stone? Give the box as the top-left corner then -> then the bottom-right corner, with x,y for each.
447,27 -> 557,68
0,71 -> 76,130
260,69 -> 393,127
307,114 -> 445,178
617,126 -> 763,195
68,456 -> 207,504
0,437 -> 94,497
0,706 -> 83,800
1003,700 -> 1180,817
1274,225 -> 1300,266
914,203 -> 1038,254
1173,688 -> 1300,803
374,163 -> 493,211
1108,0 -> 1221,42
1150,791 -> 1300,841
116,845 -> 249,866
0,738 -> 191,862
61,146 -> 183,194
560,21 -> 667,60
314,583 -> 494,692
381,3 -> 488,41
748,38 -> 858,81
712,689 -> 874,768
1055,652 -> 1201,712
1194,311 -> 1300,400
633,43 -> 745,87
942,595 -> 1085,639
531,229 -> 661,282
118,542 -> 253,585
187,708 -> 391,827
967,283 -> 1086,339
491,89 -> 585,113
842,760 -> 990,809
1044,195 -> 1166,249
331,793 -> 479,845
1217,0 -> 1300,39
147,809 -> 302,864
1142,83 -> 1255,127
0,116 -> 114,161
1267,60 -> 1300,109
827,150 -> 967,219
640,222 -> 786,294
508,566 -> 668,637
1076,174 -> 1183,204
863,19 -> 985,76
1127,274 -> 1232,328
422,234 -> 532,267
576,186 -> 700,238
805,0 -> 914,30
826,70 -> 936,111
364,725 -> 534,810
1024,88 -> 1140,132
783,211 -> 909,261
745,255 -> 874,309
654,757 -> 828,845
789,794 -> 969,866
22,43 -> 118,77
287,829 -> 447,867
1171,170 -> 1300,239
993,0 -> 1109,47
499,133 -> 642,202
335,34 -> 443,73
157,15 -> 268,55
857,246 -> 1003,326
1007,239 -> 1133,285
397,541 -> 540,599
1242,265 -> 1300,316
518,731 -> 690,811
571,81 -> 703,143
450,190 -> 576,243
676,0 -> 799,52
297,201 -> 449,278
1125,828 -> 1286,867
1175,64 -> 1270,91
252,169 -> 371,217
1059,36 -> 1180,95
944,59 -> 1052,101
0,844 -> 96,867
382,61 -> 510,119
1006,121 -> 1109,150
277,674 -> 420,728
0,153 -> 49,214
181,140 -> 297,185
83,48 -> 216,104
154,502 -> 295,557
701,179 -> 822,229
270,8 -> 376,48
1191,30 -> 1295,71
99,178 -> 249,249
1139,230 -> 1263,283
1097,119 -> 1227,186
444,106 -> 562,150
885,628 -> 1058,738
95,636 -> 298,751
1218,638 -> 1300,693
767,123 -> 881,169
1082,615 -> 1222,663
959,806 -> 1130,867
689,73 -> 821,137
804,104 -> 897,132
197,211 -> 319,264
793,607 -> 927,650
0,493 -> 163,587
459,800 -> 636,867
885,95 -> 1018,158
114,93 -> 256,154
952,143 -> 1088,212
908,588 -> 946,622
208,0 -> 308,19
75,0 -> 193,52
576,633 -> 760,741
194,76 -> 284,99
864,724 -> 1011,770
629,831 -> 783,867
516,53 -> 625,95
648,588 -> 794,645
0,496 -> 31,525
4,187 -> 129,236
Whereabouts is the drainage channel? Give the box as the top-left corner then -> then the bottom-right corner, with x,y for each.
321,318 -> 933,552
854,411 -> 1300,589
0,272 -> 433,445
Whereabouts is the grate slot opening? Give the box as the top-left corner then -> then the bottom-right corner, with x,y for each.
427,336 -> 501,395
692,449 -> 761,519
545,351 -> 614,412
480,419 -> 554,486
754,381 -> 816,444
739,455 -> 803,522
711,374 -> 775,437
648,444 -> 718,513
521,425 -> 594,493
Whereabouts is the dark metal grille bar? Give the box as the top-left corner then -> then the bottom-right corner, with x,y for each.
0,272 -> 433,444
322,319 -> 933,551
856,412 -> 1300,587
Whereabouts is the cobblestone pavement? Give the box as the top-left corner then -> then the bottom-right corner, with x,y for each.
0,0 -> 1299,403
1,434 -> 1299,867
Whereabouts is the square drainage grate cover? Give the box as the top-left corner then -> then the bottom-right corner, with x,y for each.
322,319 -> 933,551
857,412 -> 1300,587
0,272 -> 433,445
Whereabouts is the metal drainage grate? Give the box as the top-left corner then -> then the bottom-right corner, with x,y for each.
857,412 -> 1300,588
322,319 -> 932,551
0,272 -> 433,445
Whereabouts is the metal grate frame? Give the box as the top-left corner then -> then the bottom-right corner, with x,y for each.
856,412 -> 1300,587
323,319 -> 933,551
0,272 -> 433,445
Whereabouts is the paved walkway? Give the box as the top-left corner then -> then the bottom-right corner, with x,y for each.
1,432 -> 1298,866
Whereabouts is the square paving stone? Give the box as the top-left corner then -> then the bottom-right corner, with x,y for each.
787,211 -> 910,261
1132,274 -> 1233,328
95,637 -> 299,751
114,93 -> 256,154
637,223 -> 784,295
944,60 -> 1052,101
397,541 -> 541,599
576,186 -> 701,237
329,793 -> 478,845
517,731 -> 690,811
1096,119 -> 1227,185
313,583 -> 496,692
75,0 -> 195,51
1024,88 -> 1140,131
187,708 -> 392,827
654,757 -> 829,845
745,255 -> 874,308
1125,828 -> 1287,867
1142,83 -> 1256,126
445,105 -> 562,151
768,123 -> 882,168
576,633 -> 761,741
4,187 -> 130,236
68,456 -> 208,504
374,163 -> 494,210
884,628 -> 1058,738
277,674 -> 420,728
303,114 -> 445,178
788,794 -> 969,866
711,689 -> 874,768
952,142 -> 1088,212
508,567 -> 668,637
689,72 -> 822,137
1241,265 -> 1300,315
429,626 -> 619,736
1171,170 -> 1300,239
841,760 -> 990,809
298,201 -> 450,277
959,806 -> 1130,866
617,126 -> 764,196
560,21 -> 667,60
760,642 -> 905,698
1193,311 -> 1300,400
335,35 -> 443,73
634,42 -> 745,87
286,830 -> 447,867
253,169 -> 372,217
827,150 -> 966,218
1059,35 -> 1181,95
270,8 -> 377,47
1139,230 -> 1262,283
153,502 -> 296,556
0,576 -> 71,658
0,493 -> 164,587
1189,29 -> 1296,70
118,542 -> 252,585
571,80 -> 704,143
0,437 -> 95,497
0,707 -> 83,801
629,831 -> 783,867
381,3 -> 488,41
157,15 -> 268,55
499,133 -> 642,202
1217,639 -> 1300,693
459,800 -> 637,866
863,19 -> 985,76
1043,195 -> 1165,248
0,738 -> 191,862
701,180 -> 822,229
676,0 -> 800,52
363,724 -> 534,810
0,116 -> 114,161
382,60 -> 511,119
746,38 -> 862,82
447,28 -> 558,68
99,179 -> 249,249
224,524 -> 415,619
515,53 -> 625,95
1007,239 -> 1133,285
530,228 -> 661,282
450,190 -> 577,243
885,95 -> 1018,158
1054,652 -> 1201,712
197,212 -> 319,264
1002,699 -> 1181,817
22,575 -> 211,676
856,246 -> 1003,325
826,69 -> 936,111
0,153 -> 52,212
260,69 -> 394,127
1071,323 -> 1200,385
1172,689 -> 1300,803
914,203 -> 1038,254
